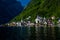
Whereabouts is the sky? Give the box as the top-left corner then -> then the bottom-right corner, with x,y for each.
17,0 -> 30,6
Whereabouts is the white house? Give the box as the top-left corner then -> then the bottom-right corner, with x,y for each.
51,16 -> 55,20
44,21 -> 47,25
16,22 -> 21,26
57,19 -> 60,23
21,19 -> 24,23
35,16 -> 41,23
27,21 -> 31,26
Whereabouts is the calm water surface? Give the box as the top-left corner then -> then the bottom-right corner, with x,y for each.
0,26 -> 60,40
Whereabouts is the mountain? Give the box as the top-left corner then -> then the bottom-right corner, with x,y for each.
11,0 -> 60,22
0,0 -> 23,24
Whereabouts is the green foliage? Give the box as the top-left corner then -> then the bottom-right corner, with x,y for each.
10,0 -> 60,22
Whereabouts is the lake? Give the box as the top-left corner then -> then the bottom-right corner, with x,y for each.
0,26 -> 60,40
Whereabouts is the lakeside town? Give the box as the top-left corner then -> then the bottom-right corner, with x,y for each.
1,15 -> 60,27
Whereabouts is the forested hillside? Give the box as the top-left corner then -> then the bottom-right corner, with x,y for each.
11,0 -> 60,22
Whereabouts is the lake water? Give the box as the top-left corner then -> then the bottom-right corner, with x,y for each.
0,26 -> 60,40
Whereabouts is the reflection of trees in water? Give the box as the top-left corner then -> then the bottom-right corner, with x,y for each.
29,26 -> 36,40
27,26 -> 60,40
0,26 -> 60,40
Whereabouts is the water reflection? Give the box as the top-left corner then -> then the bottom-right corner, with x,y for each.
0,26 -> 60,40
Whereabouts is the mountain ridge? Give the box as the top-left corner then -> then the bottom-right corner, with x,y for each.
0,0 -> 23,24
